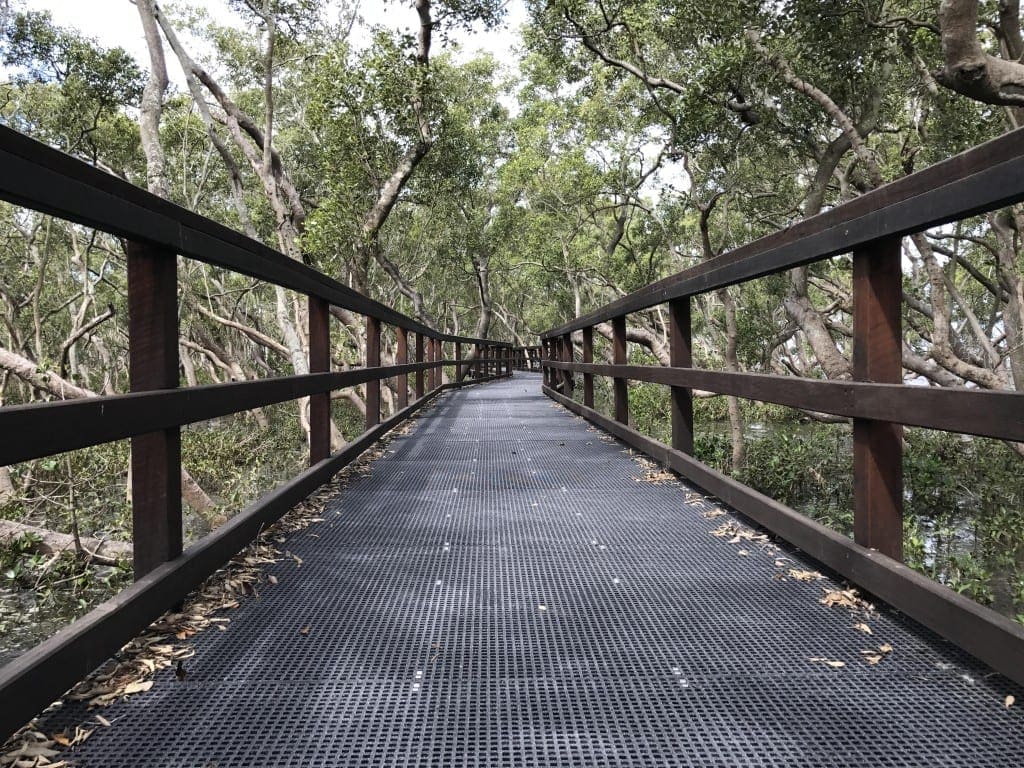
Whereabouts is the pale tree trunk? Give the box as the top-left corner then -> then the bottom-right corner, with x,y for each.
0,519 -> 132,566
134,0 -> 170,198
354,0 -> 436,319
991,209 -> 1024,390
473,252 -> 492,339
937,0 -> 1024,107
718,288 -> 746,472
153,5 -> 352,443
696,193 -> 746,470
0,466 -> 14,506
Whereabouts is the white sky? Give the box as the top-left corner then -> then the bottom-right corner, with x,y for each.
22,0 -> 528,77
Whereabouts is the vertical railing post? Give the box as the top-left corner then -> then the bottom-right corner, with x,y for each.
456,341 -> 463,381
415,332 -> 425,398
582,327 -> 594,408
424,334 -> 432,390
853,237 -> 904,560
365,316 -> 381,428
554,337 -> 563,390
309,295 -> 331,465
612,315 -> 628,424
396,327 -> 409,411
127,242 -> 181,580
432,338 -> 440,389
669,297 -> 694,455
435,338 -> 444,386
562,334 -> 575,396
474,342 -> 482,379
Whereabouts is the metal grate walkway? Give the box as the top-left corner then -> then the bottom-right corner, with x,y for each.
45,374 -> 1024,766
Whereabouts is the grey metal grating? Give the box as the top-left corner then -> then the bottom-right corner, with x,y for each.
40,373 -> 1024,766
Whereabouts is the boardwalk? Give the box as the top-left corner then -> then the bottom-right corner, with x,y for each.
44,374 -> 1022,766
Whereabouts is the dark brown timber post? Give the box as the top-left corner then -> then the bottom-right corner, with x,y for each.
127,242 -> 181,579
415,333 -> 425,398
612,315 -> 629,424
474,342 -> 482,379
562,334 -> 575,396
669,297 -> 694,455
309,296 -> 331,465
396,327 -> 409,410
852,237 -> 904,561
555,337 -> 564,390
455,341 -> 463,381
365,316 -> 381,429
582,327 -> 594,408
436,338 -> 444,385
425,337 -> 433,390
431,338 -> 440,388
424,335 -> 432,390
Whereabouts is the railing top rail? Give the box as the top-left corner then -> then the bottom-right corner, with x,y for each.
0,126 -> 507,347
542,126 -> 1024,338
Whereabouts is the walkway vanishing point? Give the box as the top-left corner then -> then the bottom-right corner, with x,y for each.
27,374 -> 1024,767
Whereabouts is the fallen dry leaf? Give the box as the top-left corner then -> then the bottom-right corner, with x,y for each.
267,575 -> 278,585
1006,695 -> 1016,708
820,588 -> 864,610
94,715 -> 111,728
737,549 -> 750,556
298,626 -> 311,636
879,643 -> 893,654
809,657 -> 845,668
122,681 -> 153,695
853,623 -> 873,635
789,569 -> 823,582
863,654 -> 883,665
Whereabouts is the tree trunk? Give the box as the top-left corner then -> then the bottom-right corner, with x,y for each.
937,0 -> 1024,107
0,519 -> 132,566
134,0 -> 170,198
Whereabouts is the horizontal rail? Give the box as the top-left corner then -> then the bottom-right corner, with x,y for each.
0,127 -> 506,346
0,373 -> 507,740
544,361 -> 1024,442
543,127 -> 1024,337
544,384 -> 1024,690
0,359 -> 496,466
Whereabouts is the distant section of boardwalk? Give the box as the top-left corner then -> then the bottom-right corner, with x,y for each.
50,373 -> 1023,766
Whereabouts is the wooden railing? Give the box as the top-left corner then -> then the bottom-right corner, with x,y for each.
511,345 -> 543,371
539,127 -> 1024,687
0,126 -> 515,737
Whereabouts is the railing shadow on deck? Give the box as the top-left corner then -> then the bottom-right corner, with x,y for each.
0,126 -> 532,739
539,127 -> 1024,689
